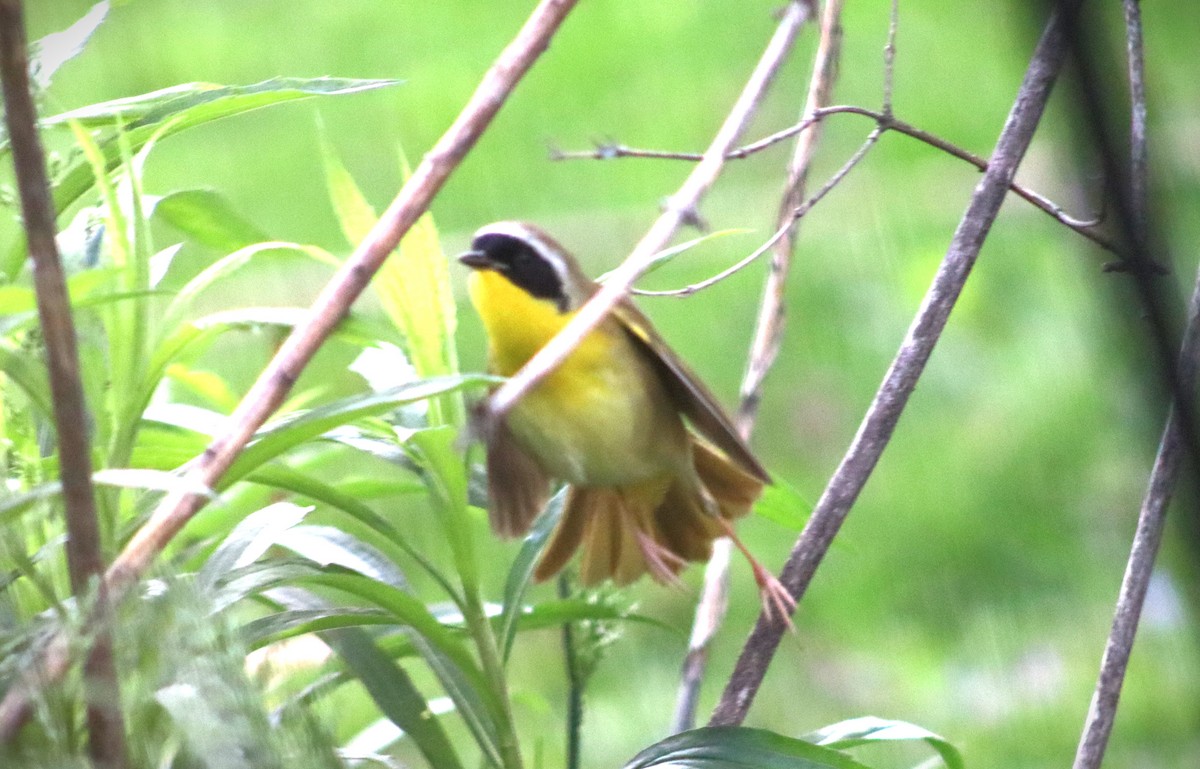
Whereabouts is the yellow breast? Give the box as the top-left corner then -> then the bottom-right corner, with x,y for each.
467,269 -> 688,485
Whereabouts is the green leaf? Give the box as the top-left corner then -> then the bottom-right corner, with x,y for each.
323,628 -> 465,769
369,158 -> 460,426
2,77 -> 398,279
209,559 -> 324,612
406,426 -> 477,588
154,189 -> 272,253
320,131 -> 378,248
226,375 -> 496,485
198,502 -> 312,589
0,469 -> 215,527
409,632 -> 505,769
240,607 -> 392,646
805,717 -> 964,769
624,727 -> 873,769
242,465 -> 436,578
291,570 -> 485,691
91,467 -> 216,497
276,525 -> 409,590
163,241 -> 338,327
755,477 -> 812,532
0,340 -> 52,417
265,584 -> 502,768
45,77 -> 398,130
499,488 -> 566,662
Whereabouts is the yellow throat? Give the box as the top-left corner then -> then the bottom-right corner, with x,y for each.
467,268 -> 612,377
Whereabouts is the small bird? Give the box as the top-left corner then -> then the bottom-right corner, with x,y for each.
459,221 -> 794,623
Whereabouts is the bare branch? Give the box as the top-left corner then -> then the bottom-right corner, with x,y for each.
882,0 -> 898,116
1073,276 -> 1199,769
1072,2 -> 1164,767
557,103 -> 1116,256
485,0 -> 812,421
709,0 -> 1079,727
639,126 -> 879,300
670,0 -> 843,733
0,0 -> 581,739
0,0 -> 126,760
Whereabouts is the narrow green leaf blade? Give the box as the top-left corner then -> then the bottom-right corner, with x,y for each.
319,133 -> 378,247
371,163 -> 460,425
806,717 -> 964,769
499,489 -> 566,662
44,77 -> 399,130
198,502 -> 312,589
154,189 -> 272,252
323,627 -> 465,769
226,375 -> 496,483
624,727 -> 874,769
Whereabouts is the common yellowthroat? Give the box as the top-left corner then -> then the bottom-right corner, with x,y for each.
459,221 -> 794,622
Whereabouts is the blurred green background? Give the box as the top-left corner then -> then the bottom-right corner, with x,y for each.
21,1 -> 1200,767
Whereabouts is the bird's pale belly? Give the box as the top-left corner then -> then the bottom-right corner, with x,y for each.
506,352 -> 689,487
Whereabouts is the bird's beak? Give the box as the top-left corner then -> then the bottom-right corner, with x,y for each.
458,250 -> 493,270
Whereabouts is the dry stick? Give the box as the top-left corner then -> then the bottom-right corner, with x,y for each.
672,0 -> 842,733
640,128 -> 879,301
0,1 -> 127,764
1072,281 -> 1200,769
486,0 -> 810,422
709,0 -> 1079,727
559,105 -> 1116,256
0,0 -> 581,740
1072,1 -> 1164,766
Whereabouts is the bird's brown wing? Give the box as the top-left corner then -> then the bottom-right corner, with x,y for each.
612,299 -> 771,483
486,418 -> 551,537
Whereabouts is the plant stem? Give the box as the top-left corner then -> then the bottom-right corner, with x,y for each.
0,0 -> 582,737
709,0 -> 1080,727
557,574 -> 582,769
0,0 -> 126,762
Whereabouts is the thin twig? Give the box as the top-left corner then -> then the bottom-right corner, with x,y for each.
485,0 -> 811,421
710,0 -> 1079,727
1123,0 -> 1148,242
640,126 -> 879,300
1072,2 -> 1167,767
556,574 -> 582,769
1072,276 -> 1198,769
671,0 -> 843,733
0,1 -> 126,762
557,104 -> 1116,256
0,0 -> 581,740
882,0 -> 898,116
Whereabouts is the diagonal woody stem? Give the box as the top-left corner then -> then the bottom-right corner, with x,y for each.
0,0 -> 581,740
485,1 -> 812,423
709,0 -> 1080,727
672,0 -> 842,733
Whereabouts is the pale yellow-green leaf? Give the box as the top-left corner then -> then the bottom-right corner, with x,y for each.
319,142 -> 461,426
320,131 -> 378,247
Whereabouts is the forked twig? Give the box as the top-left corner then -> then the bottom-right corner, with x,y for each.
640,126 -> 878,300
0,0 -> 126,762
559,105 -> 1116,258
0,0 -> 581,740
709,0 -> 1080,727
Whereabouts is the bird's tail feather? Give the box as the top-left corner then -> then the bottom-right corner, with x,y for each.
532,437 -> 765,586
